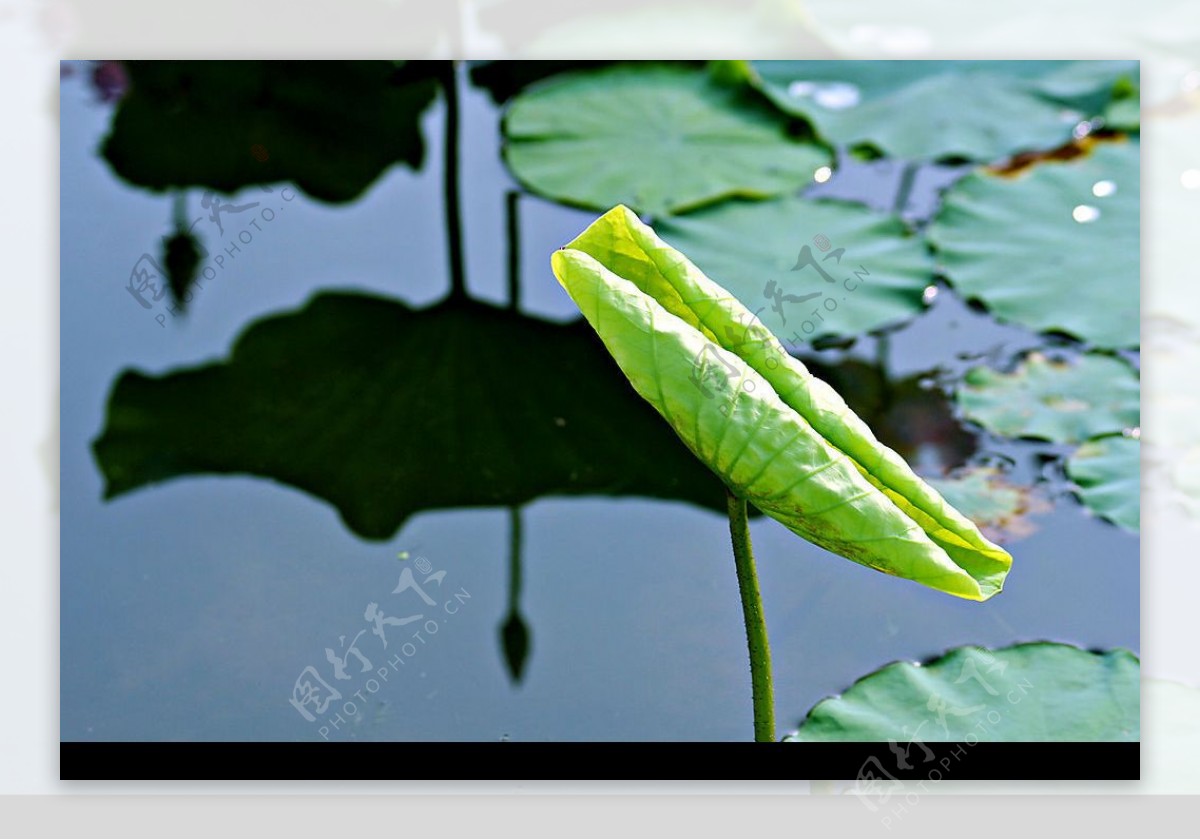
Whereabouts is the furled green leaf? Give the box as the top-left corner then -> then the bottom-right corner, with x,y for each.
551,206 -> 1012,601
746,60 -> 1133,162
785,643 -> 1139,741
956,351 -> 1140,444
928,140 -> 1140,349
1067,434 -> 1141,532
656,196 -> 933,343
92,294 -> 733,540
101,61 -> 438,203
502,64 -> 831,216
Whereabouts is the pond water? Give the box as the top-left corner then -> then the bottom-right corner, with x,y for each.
60,63 -> 1138,742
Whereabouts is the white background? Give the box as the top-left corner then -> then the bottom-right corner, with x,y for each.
1,0 -> 1198,834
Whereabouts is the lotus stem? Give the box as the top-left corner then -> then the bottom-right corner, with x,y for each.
725,490 -> 775,742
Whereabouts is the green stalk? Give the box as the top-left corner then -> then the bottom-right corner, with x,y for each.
725,490 -> 775,742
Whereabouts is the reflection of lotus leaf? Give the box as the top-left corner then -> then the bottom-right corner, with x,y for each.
102,61 -> 439,203
93,294 -> 734,540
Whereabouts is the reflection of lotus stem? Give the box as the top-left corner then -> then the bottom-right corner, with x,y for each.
439,62 -> 466,301
171,192 -> 187,230
506,190 -> 521,311
507,505 -> 522,615
725,491 -> 775,742
893,160 -> 919,216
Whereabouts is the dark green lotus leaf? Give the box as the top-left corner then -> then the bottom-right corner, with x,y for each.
656,196 -> 933,343
928,140 -> 1140,349
101,61 -> 439,203
956,351 -> 1140,444
746,60 -> 1131,162
92,294 -> 735,540
552,206 -> 1011,600
786,642 -> 1139,741
501,64 -> 831,216
1067,434 -> 1141,532
927,466 -> 1048,543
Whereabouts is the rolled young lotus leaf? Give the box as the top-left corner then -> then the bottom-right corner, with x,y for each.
550,206 -> 1012,601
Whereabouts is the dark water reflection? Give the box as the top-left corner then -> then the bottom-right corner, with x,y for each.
60,63 -> 1138,742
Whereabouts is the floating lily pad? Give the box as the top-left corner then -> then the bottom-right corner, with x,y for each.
747,60 -> 1128,162
1067,435 -> 1141,532
656,196 -> 933,343
501,63 -> 831,216
928,467 -> 1048,543
956,352 -> 1140,444
101,61 -> 438,203
93,294 -> 735,540
786,643 -> 1139,742
928,140 -> 1140,349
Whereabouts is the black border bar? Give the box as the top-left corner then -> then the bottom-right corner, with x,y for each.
61,741 -> 1139,781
